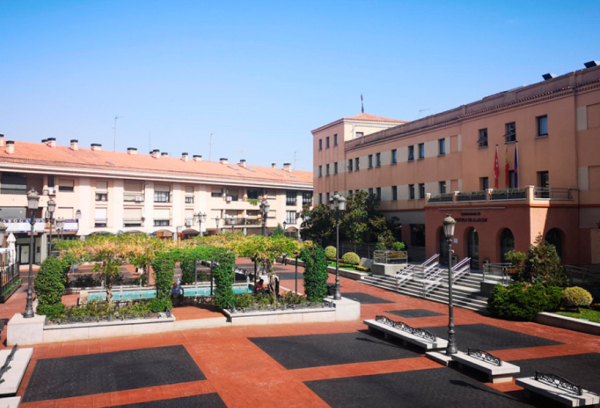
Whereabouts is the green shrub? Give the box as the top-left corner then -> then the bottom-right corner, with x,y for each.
562,287 -> 593,309
487,282 -> 563,321
151,251 -> 176,301
271,224 -> 286,237
212,247 -> 236,309
280,291 -> 306,305
516,235 -> 568,287
375,236 -> 387,251
147,297 -> 172,312
235,293 -> 255,308
392,242 -> 406,251
302,245 -> 328,302
324,246 -> 337,261
36,303 -> 65,319
35,257 -> 66,308
341,252 -> 360,265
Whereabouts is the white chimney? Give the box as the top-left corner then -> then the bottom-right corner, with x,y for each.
239,159 -> 246,168
70,139 -> 79,151
271,163 -> 276,168
127,147 -> 137,155
283,163 -> 292,172
220,158 -> 228,164
161,152 -> 169,157
182,152 -> 189,162
0,134 -> 4,147
91,143 -> 102,151
151,149 -> 160,159
193,155 -> 202,162
6,140 -> 15,154
47,137 -> 56,148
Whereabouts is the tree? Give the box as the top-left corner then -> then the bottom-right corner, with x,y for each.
299,203 -> 335,245
516,234 -> 568,287
271,223 -> 286,237
301,244 -> 328,302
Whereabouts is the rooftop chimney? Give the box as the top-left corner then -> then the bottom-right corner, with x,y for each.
151,149 -> 160,159
271,163 -> 276,168
283,163 -> 292,172
182,152 -> 189,162
161,152 -> 169,156
0,134 -> 4,147
193,155 -> 202,162
47,137 -> 56,148
584,61 -> 599,69
220,158 -> 228,164
127,147 -> 137,155
6,140 -> 15,155
91,143 -> 102,151
542,73 -> 556,81
41,139 -> 47,144
70,139 -> 79,151
239,159 -> 246,168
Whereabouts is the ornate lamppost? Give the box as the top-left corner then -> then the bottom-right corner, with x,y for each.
443,213 -> 457,355
195,211 -> 207,237
329,193 -> 346,300
215,216 -> 220,235
24,189 -> 40,318
260,198 -> 270,236
56,217 -> 65,243
46,198 -> 56,257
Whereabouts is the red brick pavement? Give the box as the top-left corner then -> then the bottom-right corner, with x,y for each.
3,258 -> 600,407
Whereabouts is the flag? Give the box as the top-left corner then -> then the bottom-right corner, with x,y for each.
494,145 -> 499,189
505,144 -> 510,189
514,142 -> 519,188
361,94 -> 364,113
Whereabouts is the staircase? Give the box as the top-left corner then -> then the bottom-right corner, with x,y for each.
361,256 -> 502,312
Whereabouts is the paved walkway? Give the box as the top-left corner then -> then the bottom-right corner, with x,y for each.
1,260 -> 599,407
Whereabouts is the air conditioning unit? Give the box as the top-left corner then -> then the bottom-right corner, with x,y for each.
226,196 -> 232,203
48,187 -> 57,196
134,196 -> 144,202
185,220 -> 192,227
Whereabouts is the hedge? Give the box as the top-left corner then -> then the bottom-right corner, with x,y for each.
35,257 -> 66,318
487,282 -> 563,321
301,245 -> 328,302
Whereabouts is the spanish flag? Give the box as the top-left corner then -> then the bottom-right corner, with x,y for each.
494,145 -> 499,189
505,144 -> 510,189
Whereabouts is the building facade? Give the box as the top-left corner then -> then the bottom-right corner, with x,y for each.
313,63 -> 600,267
0,139 -> 312,265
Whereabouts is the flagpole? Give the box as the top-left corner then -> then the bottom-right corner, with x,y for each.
514,142 -> 519,188
494,144 -> 499,190
505,144 -> 509,190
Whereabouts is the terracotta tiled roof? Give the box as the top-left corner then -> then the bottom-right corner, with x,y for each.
0,141 -> 313,186
344,113 -> 408,123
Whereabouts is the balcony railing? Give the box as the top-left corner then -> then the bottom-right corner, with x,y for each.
489,188 -> 527,200
223,217 -> 262,226
428,193 -> 454,203
534,187 -> 572,200
124,192 -> 144,202
0,188 -> 27,195
456,191 -> 487,202
426,186 -> 574,206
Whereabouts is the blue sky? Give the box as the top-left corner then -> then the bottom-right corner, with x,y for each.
1,1 -> 598,171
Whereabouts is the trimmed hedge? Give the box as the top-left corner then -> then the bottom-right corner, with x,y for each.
487,282 -> 563,321
324,246 -> 337,261
212,247 -> 236,309
341,252 -> 360,265
562,287 -> 593,308
35,257 -> 66,318
151,251 -> 176,305
302,245 -> 328,302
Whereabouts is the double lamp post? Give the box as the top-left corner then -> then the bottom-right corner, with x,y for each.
329,193 -> 346,300
443,213 -> 457,355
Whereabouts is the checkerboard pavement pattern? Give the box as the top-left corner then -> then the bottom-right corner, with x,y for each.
4,258 -> 600,407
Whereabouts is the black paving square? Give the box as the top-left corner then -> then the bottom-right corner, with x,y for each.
24,345 -> 205,402
423,324 -> 561,351
510,353 -> 600,393
275,272 -> 304,280
342,292 -> 393,304
249,331 -> 421,369
305,367 -> 530,407
387,309 -> 444,318
112,394 -> 227,408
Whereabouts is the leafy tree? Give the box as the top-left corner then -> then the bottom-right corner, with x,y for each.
299,204 -> 335,245
516,234 -> 568,287
151,250 -> 176,305
301,244 -> 328,302
211,247 -> 236,309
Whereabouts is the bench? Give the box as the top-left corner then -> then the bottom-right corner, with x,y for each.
516,372 -> 600,407
0,345 -> 34,397
364,316 -> 448,351
451,348 -> 520,383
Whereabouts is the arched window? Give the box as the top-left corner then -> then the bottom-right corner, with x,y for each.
545,228 -> 563,260
467,228 -> 479,270
500,228 -> 515,263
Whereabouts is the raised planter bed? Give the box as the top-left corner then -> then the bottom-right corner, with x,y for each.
0,281 -> 21,303
535,312 -> 600,336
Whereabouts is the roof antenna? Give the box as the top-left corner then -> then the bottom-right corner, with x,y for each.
209,133 -> 216,161
361,94 -> 364,113
148,129 -> 151,152
418,108 -> 430,118
113,116 -> 123,151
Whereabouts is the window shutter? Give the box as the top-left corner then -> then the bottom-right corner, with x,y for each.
153,208 -> 170,220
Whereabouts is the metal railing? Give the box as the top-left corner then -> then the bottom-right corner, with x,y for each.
396,264 -> 416,289
451,257 -> 471,282
427,193 -> 454,203
564,264 -> 600,293
489,188 -> 527,200
533,187 -> 572,200
456,190 -> 487,202
482,262 -> 513,285
0,188 -> 27,195
0,262 -> 19,301
373,250 -> 408,264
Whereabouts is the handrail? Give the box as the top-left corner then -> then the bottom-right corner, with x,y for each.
423,267 -> 444,296
396,264 -> 416,289
483,262 -> 512,285
452,257 -> 471,282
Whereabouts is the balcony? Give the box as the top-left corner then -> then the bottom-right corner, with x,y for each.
426,186 -> 575,206
124,192 -> 145,203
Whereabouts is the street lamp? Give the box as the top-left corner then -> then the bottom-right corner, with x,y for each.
24,189 -> 40,318
195,212 -> 207,237
56,217 -> 65,242
443,213 -> 457,355
46,198 -> 56,257
329,192 -> 346,300
260,198 -> 270,236
215,216 -> 220,235
283,221 -> 287,237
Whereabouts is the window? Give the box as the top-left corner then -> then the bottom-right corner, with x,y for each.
247,189 -> 263,199
505,122 -> 516,142
319,193 -> 322,205
286,191 -> 297,206
123,208 -> 142,227
334,162 -> 338,174
326,137 -> 330,148
185,186 -> 194,204
368,188 -> 374,197
409,184 -> 415,200
319,139 -> 322,151
59,179 -> 74,192
334,134 -> 338,146
326,164 -> 330,176
94,208 -> 107,228
419,183 -> 425,199
302,192 -> 312,205
391,149 -> 397,164
392,186 -> 398,200
326,192 -> 330,203
0,173 -> 27,195
376,153 -> 381,167
367,155 -> 373,168
356,132 -> 364,138
95,193 -> 108,202
376,187 -> 381,198
154,191 -> 170,202
318,166 -> 322,177
229,195 -> 239,202
185,196 -> 194,204
509,170 -> 516,188
355,157 -> 360,171
538,171 -> 549,188
438,139 -> 446,155
537,115 -> 548,136
408,145 -> 414,161
478,129 -> 488,147
439,181 -> 446,194
348,159 -> 353,172
418,143 -> 425,159
286,211 -> 296,224
153,208 -> 170,227
480,177 -> 489,190
95,181 -> 108,202
348,190 -> 353,197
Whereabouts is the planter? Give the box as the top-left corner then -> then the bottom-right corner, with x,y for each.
0,281 -> 22,303
535,312 -> 600,336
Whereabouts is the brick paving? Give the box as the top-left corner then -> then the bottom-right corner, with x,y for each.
1,258 -> 599,407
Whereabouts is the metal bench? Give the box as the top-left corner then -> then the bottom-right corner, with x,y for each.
364,315 -> 447,351
451,348 -> 520,383
516,371 -> 600,407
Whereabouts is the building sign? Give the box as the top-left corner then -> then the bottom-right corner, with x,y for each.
455,212 -> 488,223
1,219 -> 79,233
